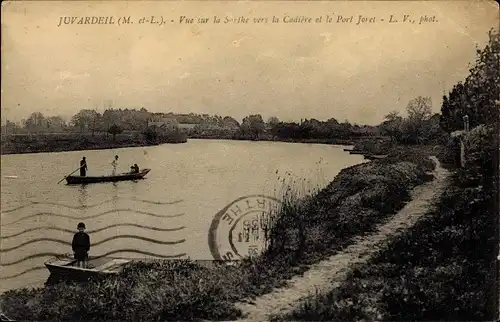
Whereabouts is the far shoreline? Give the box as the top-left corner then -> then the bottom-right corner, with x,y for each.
0,135 -> 375,156
0,132 -> 188,156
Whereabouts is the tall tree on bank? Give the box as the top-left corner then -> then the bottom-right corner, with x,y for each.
108,124 -> 123,141
381,111 -> 403,142
71,109 -> 101,135
440,29 -> 499,133
23,112 -> 46,131
241,114 -> 265,139
407,96 -> 432,123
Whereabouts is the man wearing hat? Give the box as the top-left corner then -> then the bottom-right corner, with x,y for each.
72,222 -> 91,268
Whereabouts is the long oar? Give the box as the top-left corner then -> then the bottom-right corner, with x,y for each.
57,166 -> 82,184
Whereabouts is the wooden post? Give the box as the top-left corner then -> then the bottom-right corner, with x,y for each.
463,114 -> 469,132
460,138 -> 466,168
459,114 -> 469,168
496,99 -> 500,320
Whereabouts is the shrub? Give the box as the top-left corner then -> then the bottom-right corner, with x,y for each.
463,124 -> 496,182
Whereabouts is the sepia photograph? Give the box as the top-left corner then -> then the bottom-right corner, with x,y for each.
1,0 -> 499,321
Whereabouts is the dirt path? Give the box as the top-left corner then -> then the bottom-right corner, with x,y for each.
234,156 -> 450,321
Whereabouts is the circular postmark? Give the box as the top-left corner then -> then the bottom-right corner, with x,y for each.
208,195 -> 281,261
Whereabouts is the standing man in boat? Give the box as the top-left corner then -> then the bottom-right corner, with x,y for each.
72,222 -> 90,268
111,155 -> 119,175
80,157 -> 88,177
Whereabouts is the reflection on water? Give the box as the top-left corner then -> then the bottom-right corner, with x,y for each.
77,184 -> 88,208
0,140 -> 365,293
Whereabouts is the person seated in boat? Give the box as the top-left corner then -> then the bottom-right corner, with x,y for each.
129,164 -> 139,173
72,222 -> 90,268
80,157 -> 88,177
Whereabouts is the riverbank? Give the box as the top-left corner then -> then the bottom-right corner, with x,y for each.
0,132 -> 188,155
0,146 -> 439,321
272,126 -> 498,321
238,156 -> 449,321
276,170 -> 497,321
188,134 -> 389,147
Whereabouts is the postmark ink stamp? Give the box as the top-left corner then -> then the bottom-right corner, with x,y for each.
208,195 -> 281,261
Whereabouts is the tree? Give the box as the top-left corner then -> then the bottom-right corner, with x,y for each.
241,114 -> 265,139
102,109 -> 119,135
108,124 -> 123,141
222,116 -> 240,129
46,116 -> 67,131
24,112 -> 45,131
71,109 -> 101,134
267,117 -> 280,138
267,116 -> 280,126
407,96 -> 432,123
381,111 -> 403,142
404,97 -> 433,144
384,111 -> 402,123
4,120 -> 20,135
440,29 -> 499,132
420,113 -> 448,144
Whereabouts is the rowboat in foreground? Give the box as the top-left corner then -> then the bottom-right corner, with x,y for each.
44,255 -> 132,278
65,168 -> 151,185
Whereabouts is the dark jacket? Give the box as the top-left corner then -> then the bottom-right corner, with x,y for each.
72,231 -> 90,254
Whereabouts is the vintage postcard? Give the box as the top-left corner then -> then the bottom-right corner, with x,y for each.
1,0 -> 498,320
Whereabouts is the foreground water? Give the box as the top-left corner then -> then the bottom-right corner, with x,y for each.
0,139 -> 365,293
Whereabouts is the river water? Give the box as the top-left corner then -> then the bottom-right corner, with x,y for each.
0,139 -> 365,293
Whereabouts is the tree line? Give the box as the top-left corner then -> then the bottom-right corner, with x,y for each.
2,107 -> 381,140
1,103 -> 446,144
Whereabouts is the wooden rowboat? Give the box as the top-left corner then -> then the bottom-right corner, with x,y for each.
364,154 -> 388,160
65,168 -> 151,185
348,150 -> 366,155
44,255 -> 132,278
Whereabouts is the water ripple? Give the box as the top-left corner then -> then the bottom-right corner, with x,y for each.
2,209 -> 185,226
2,197 -> 184,214
2,224 -> 186,240
2,250 -> 187,266
1,266 -> 46,279
1,235 -> 186,253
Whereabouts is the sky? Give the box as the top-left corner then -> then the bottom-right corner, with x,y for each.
1,1 -> 498,125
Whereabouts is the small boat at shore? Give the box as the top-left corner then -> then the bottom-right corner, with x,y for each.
347,150 -> 366,155
45,255 -> 132,278
364,154 -> 388,160
65,168 -> 151,185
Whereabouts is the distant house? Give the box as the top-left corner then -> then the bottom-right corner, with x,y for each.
178,123 -> 198,131
147,118 -> 179,132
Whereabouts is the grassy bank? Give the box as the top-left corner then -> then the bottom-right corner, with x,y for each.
0,132 -> 187,155
0,147 -> 438,321
274,171 -> 497,321
274,128 -> 498,321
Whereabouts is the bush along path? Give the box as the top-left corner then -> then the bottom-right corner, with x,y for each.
235,156 -> 450,321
